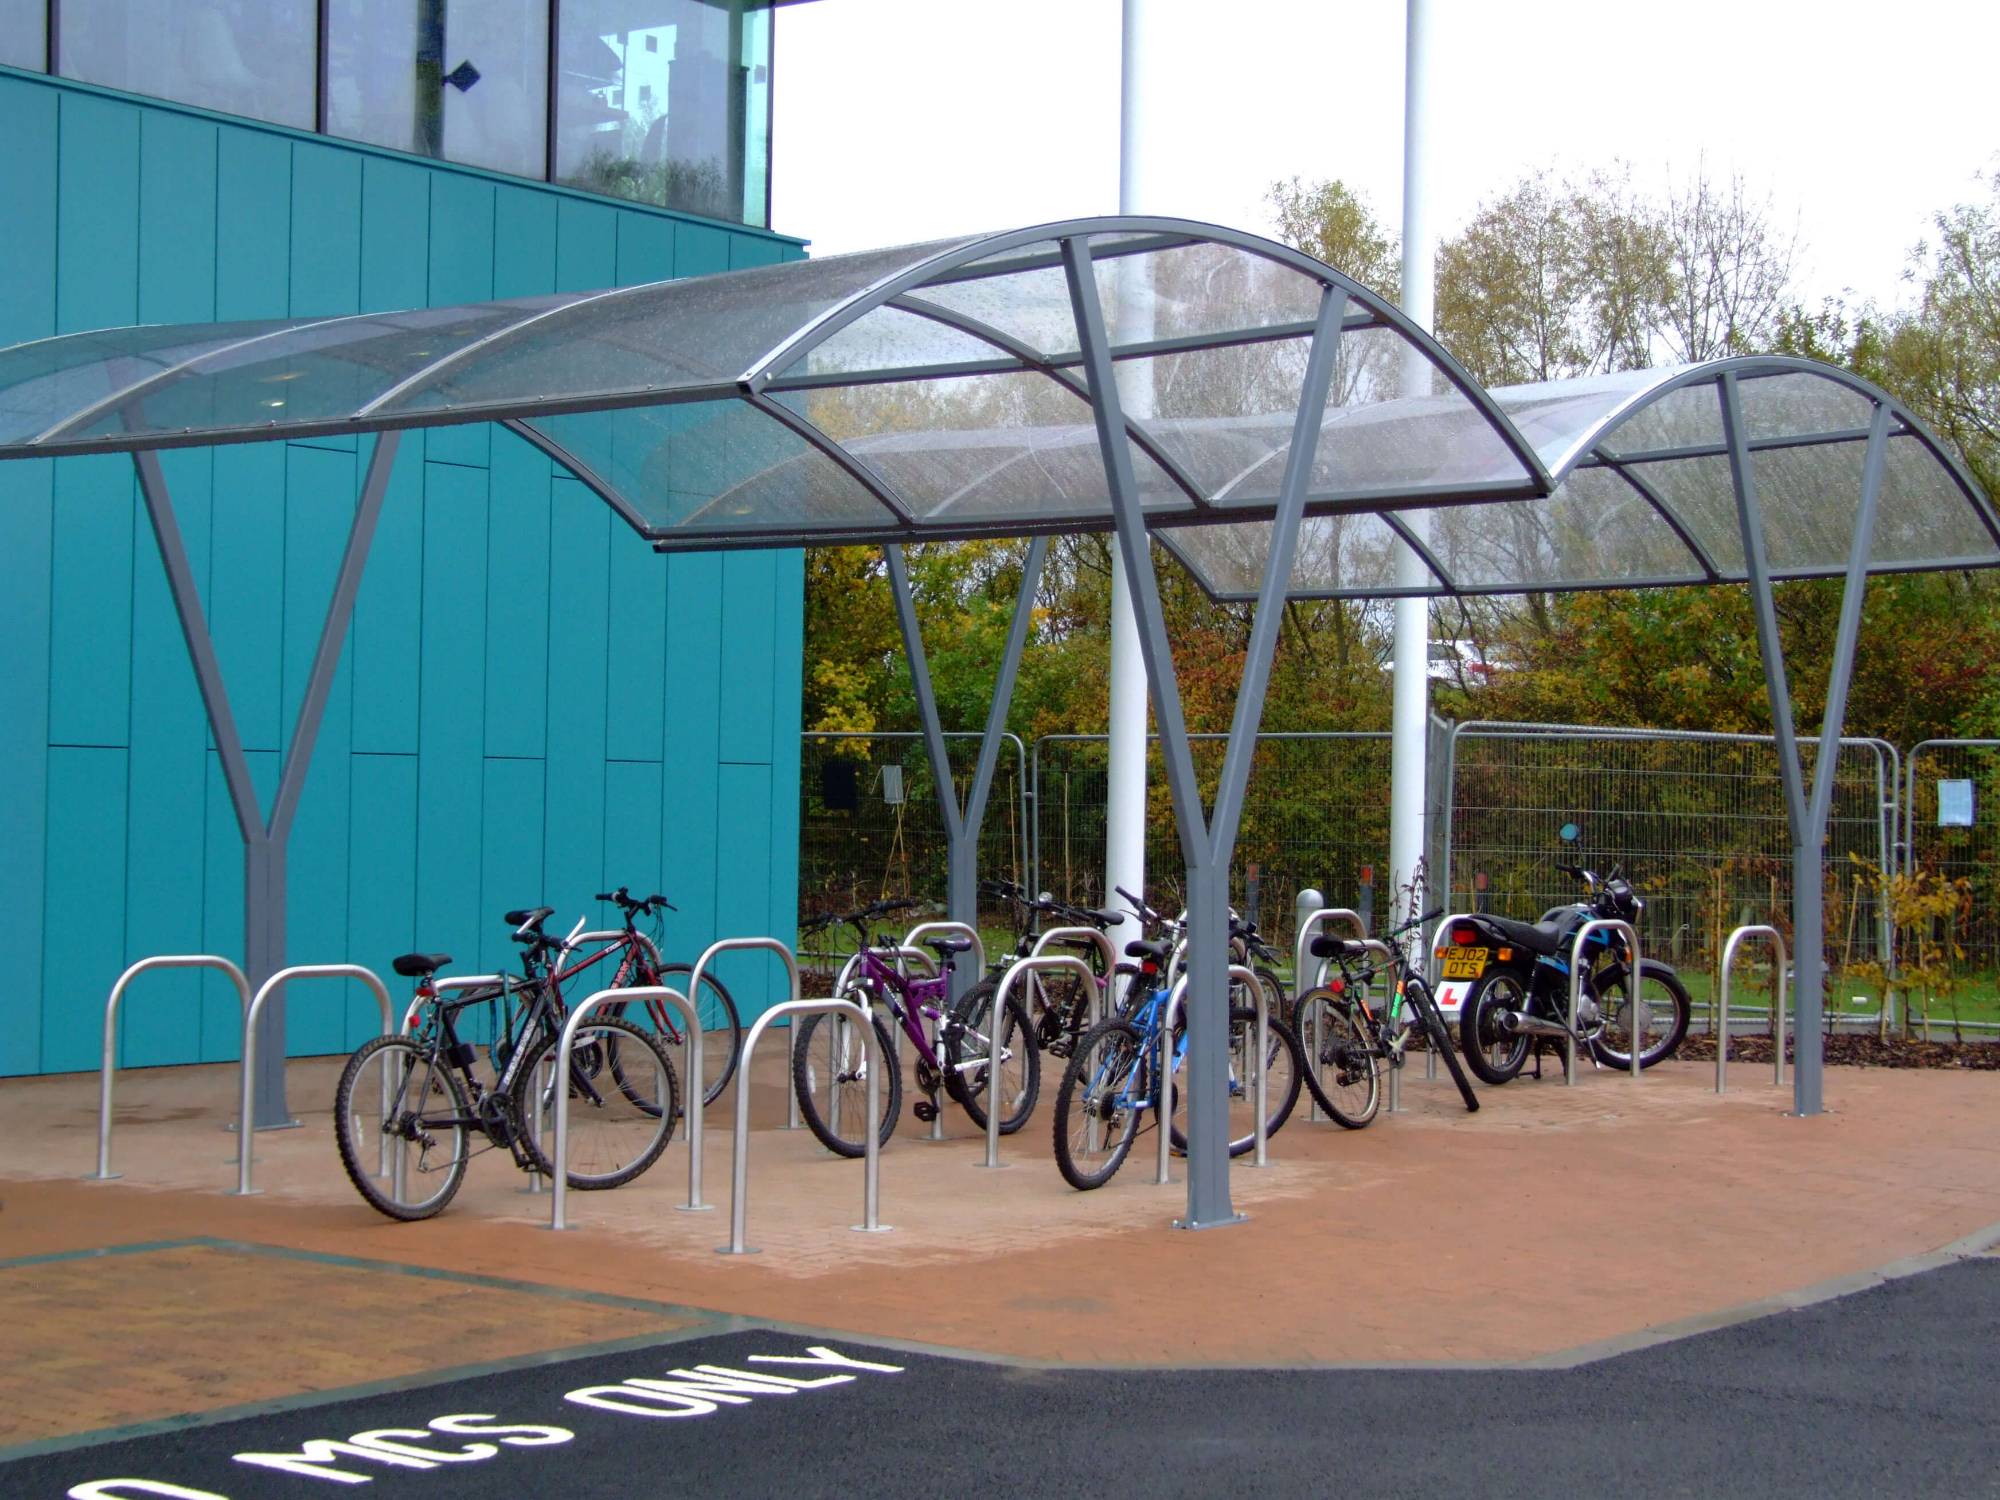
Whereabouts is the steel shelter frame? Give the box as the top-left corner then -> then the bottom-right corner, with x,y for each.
7,215 -> 1997,1223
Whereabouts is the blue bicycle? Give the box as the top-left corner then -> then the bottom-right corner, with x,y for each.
1051,899 -> 1300,1191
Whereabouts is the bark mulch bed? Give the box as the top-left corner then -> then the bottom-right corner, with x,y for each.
1678,1033 -> 2000,1070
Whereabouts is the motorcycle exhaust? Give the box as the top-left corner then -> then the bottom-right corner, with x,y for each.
1495,1009 -> 1570,1040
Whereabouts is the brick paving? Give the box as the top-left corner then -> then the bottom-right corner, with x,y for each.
0,1046 -> 1993,1445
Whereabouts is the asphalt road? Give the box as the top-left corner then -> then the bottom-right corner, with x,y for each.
14,1257 -> 1997,1499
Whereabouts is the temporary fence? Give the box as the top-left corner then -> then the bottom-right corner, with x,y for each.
800,731 -> 1027,935
1440,724 -> 1898,1003
1903,740 -> 2000,1036
798,722 -> 1995,1024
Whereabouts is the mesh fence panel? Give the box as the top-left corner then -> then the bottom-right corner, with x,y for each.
1030,733 -> 1394,957
799,732 -> 1028,932
1905,740 -> 2000,990
1440,727 -> 1896,982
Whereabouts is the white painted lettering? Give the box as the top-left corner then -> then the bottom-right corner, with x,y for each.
629,1367 -> 814,1403
69,1483 -> 232,1500
428,1413 -> 574,1447
349,1427 -> 495,1463
565,1384 -> 718,1419
235,1436 -> 439,1484
748,1346 -> 905,1376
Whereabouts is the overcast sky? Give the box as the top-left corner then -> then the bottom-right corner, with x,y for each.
772,0 -> 2000,313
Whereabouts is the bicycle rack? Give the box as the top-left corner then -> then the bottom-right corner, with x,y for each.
1158,964 -> 1271,1185
1715,924 -> 1789,1094
236,964 -> 394,1196
1295,907 -> 1366,1123
89,954 -> 252,1182
1030,925 -> 1121,1028
720,995 -> 889,1254
981,953 -> 1097,1169
1565,920 -> 1642,1086
685,934 -> 799,1122
547,984 -> 705,1231
900,922 -> 985,1141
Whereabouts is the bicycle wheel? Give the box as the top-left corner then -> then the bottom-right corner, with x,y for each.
943,990 -> 1041,1133
1407,978 -> 1481,1112
1052,1017 -> 1147,1190
606,960 -> 743,1109
1292,986 -> 1380,1129
334,1034 -> 469,1222
791,1006 -> 901,1158
1169,1005 -> 1303,1157
1232,965 -> 1286,1028
512,1017 -> 678,1189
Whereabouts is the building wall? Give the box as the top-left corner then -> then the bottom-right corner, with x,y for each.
0,69 -> 806,1076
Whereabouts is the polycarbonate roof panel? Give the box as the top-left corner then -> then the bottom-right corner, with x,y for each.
0,216 -> 1990,601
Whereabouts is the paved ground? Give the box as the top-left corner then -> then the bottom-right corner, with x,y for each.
0,1046 -> 1994,1483
8,1257 -> 1998,1498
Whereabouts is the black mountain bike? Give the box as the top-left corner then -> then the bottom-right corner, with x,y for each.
1290,907 -> 1480,1127
333,908 -> 679,1221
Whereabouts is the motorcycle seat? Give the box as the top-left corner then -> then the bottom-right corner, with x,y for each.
1480,914 -> 1568,956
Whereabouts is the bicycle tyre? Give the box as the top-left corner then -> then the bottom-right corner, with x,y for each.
1169,1005 -> 1304,1156
1292,986 -> 1380,1128
1052,1017 -> 1147,1190
605,960 -> 743,1108
1407,977 -> 1481,1112
791,1007 -> 902,1158
943,991 -> 1041,1133
511,1016 -> 679,1189
333,1034 -> 469,1222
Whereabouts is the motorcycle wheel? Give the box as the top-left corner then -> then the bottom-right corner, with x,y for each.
1587,958 -> 1692,1070
1459,972 -> 1531,1085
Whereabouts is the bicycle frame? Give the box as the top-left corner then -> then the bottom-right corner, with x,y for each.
848,945 -> 954,1073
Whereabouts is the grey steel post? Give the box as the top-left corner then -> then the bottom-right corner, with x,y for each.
720,996 -> 888,1254
981,953 -> 1096,1168
1715,924 -> 1787,1094
234,964 -> 394,1195
89,954 -> 253,1181
1564,920 -> 1640,1086
547,985 -> 704,1230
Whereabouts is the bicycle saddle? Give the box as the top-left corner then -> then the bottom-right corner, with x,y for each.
1308,935 -> 1371,960
924,934 -> 973,955
504,906 -> 554,935
391,951 -> 453,978
1124,938 -> 1171,963
1086,908 -> 1126,928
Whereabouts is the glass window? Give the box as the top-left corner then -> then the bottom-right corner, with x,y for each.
327,0 -> 548,178
59,0 -> 314,128
556,0 -> 773,227
1,0 -> 46,70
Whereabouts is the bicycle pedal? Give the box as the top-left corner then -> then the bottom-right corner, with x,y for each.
912,1100 -> 939,1124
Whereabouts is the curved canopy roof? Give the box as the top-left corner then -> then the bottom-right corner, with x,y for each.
0,216 -> 1992,599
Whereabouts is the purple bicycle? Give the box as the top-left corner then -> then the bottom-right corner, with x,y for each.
791,898 -> 1041,1157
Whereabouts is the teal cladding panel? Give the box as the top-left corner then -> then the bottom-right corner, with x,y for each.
138,110 -> 218,325
47,456 -> 134,747
0,75 -> 57,346
4,75 -> 804,1074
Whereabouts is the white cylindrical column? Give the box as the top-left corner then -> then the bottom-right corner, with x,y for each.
1105,0 -> 1153,964
1390,0 -> 1435,915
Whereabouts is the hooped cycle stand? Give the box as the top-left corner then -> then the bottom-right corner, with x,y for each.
982,952 -> 1098,1169
720,995 -> 889,1255
545,984 -> 704,1232
1029,924 -> 1121,1030
89,954 -> 252,1182
1566,920 -> 1642,1085
1157,963 -> 1272,1187
683,933 -> 800,1141
1715,924 -> 1789,1094
236,964 -> 395,1195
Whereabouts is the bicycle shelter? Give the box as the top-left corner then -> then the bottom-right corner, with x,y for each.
3,216 -> 1996,1231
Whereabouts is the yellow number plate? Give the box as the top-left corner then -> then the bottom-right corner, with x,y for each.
1440,948 -> 1488,979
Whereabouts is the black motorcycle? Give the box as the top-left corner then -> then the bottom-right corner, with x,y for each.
1442,852 -> 1691,1086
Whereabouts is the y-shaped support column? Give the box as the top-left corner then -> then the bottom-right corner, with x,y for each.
1065,232 -> 1348,1228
